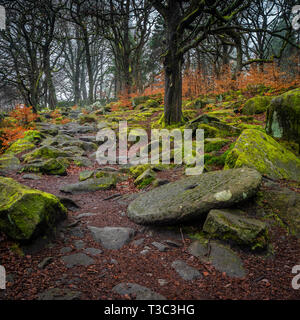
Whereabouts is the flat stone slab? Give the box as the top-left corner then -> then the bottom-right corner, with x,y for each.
84,248 -> 103,256
60,177 -> 116,194
61,253 -> 94,268
171,260 -> 201,281
88,226 -> 136,250
128,168 -> 262,225
112,283 -> 166,300
38,288 -> 81,300
188,240 -> 246,278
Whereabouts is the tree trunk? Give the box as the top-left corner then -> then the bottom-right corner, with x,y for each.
83,28 -> 94,104
163,4 -> 183,125
164,53 -> 183,125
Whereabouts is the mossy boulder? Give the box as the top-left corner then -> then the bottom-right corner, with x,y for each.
0,154 -> 21,173
79,114 -> 98,125
22,159 -> 68,176
79,170 -> 94,181
266,88 -> 300,147
23,146 -> 71,163
203,209 -> 268,251
0,177 -> 67,241
5,139 -> 35,155
225,129 -> 300,181
242,96 -> 272,115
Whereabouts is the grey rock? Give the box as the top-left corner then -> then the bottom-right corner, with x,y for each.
88,226 -> 136,250
128,168 -> 262,225
38,288 -> 81,300
22,174 -> 41,180
189,240 -> 246,278
84,248 -> 103,256
38,257 -> 53,269
112,283 -> 166,300
132,239 -> 145,247
152,242 -> 169,252
68,227 -> 84,238
60,247 -> 72,254
171,260 -> 201,281
60,177 -> 116,194
74,240 -> 85,250
61,253 -> 94,268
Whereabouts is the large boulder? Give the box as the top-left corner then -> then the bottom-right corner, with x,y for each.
4,130 -> 44,155
224,129 -> 300,181
0,177 -> 67,241
23,146 -> 72,163
22,158 -> 68,176
266,88 -> 300,146
127,168 -> 262,225
203,209 -> 268,250
242,96 -> 272,115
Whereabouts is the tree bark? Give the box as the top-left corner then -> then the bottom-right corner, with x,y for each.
163,3 -> 183,125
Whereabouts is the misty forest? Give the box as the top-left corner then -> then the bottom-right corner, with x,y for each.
0,0 -> 300,301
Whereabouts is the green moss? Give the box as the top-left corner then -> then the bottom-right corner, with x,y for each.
242,96 -> 272,115
5,139 -> 35,155
204,138 -> 229,153
237,123 -> 265,132
266,88 -> 300,146
0,177 -> 67,241
79,114 -> 98,124
137,176 -> 155,189
22,159 -> 67,176
203,209 -> 269,251
224,129 -> 300,181
24,146 -> 70,163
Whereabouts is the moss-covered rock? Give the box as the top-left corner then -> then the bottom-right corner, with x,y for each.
0,154 -> 21,172
5,139 -> 35,155
224,129 -> 300,181
242,96 -> 272,115
79,114 -> 98,125
60,176 -> 116,194
266,88 -> 300,147
237,123 -> 265,132
203,209 -> 268,251
0,177 -> 67,241
22,159 -> 67,176
23,146 -> 71,163
198,124 -> 221,138
79,170 -> 94,181
257,187 -> 300,237
134,168 -> 155,188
